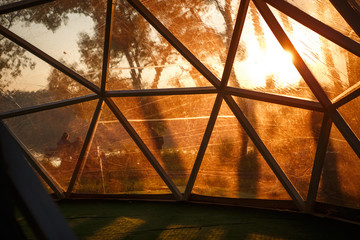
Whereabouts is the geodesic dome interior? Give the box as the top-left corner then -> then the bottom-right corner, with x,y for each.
1,0 -> 360,216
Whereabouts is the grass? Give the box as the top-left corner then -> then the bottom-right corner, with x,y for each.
18,200 -> 360,239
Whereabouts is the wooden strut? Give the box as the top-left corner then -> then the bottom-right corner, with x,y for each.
66,99 -> 104,196
105,98 -> 183,200
184,0 -> 250,200
0,0 -> 55,15
306,114 -> 332,213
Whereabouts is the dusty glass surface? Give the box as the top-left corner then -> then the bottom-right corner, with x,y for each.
0,0 -> 106,87
0,46 -> 92,113
234,97 -> 322,199
228,2 -> 315,100
317,126 -> 360,209
283,0 -> 360,43
3,100 -> 97,189
113,94 -> 217,192
193,100 -> 291,200
271,7 -> 360,100
75,104 -> 171,194
107,0 -> 212,90
140,0 -> 241,80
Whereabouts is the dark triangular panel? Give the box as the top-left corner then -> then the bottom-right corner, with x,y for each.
3,100 -> 98,190
270,6 -> 360,100
233,96 -> 322,200
1,0 -> 106,86
317,125 -> 360,209
112,94 -> 217,193
228,2 -> 316,100
193,99 -> 291,199
74,103 -> 171,194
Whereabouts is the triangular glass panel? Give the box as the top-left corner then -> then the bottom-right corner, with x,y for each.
107,0 -> 213,90
270,6 -> 360,100
317,125 -> 360,209
113,94 -> 217,193
74,103 -> 171,194
338,96 -> 360,141
281,0 -> 360,43
139,0 -> 242,80
3,100 -> 98,190
0,44 -> 93,113
233,96 -> 322,200
0,0 -> 106,86
193,99 -> 291,200
228,2 -> 316,100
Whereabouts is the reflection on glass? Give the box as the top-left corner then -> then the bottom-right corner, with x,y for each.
75,104 -> 171,194
3,100 -> 97,189
0,0 -> 106,87
113,94 -> 216,192
193,100 -> 291,200
0,46 -> 92,113
140,0 -> 241,79
283,0 -> 360,43
318,126 -> 360,209
234,97 -> 322,199
271,7 -> 360,100
108,0 -> 212,90
229,2 -> 315,99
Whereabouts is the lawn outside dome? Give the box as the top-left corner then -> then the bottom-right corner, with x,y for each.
1,0 -> 360,221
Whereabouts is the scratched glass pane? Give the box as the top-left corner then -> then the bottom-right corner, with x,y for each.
3,100 -> 97,189
108,0 -> 211,90
113,94 -> 216,192
193,100 -> 291,200
317,126 -> 360,209
140,0 -> 242,80
0,0 -> 106,87
74,104 -> 171,194
0,45 -> 92,114
234,97 -> 322,200
282,0 -> 360,43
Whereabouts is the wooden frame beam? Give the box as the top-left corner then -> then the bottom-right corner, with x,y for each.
0,94 -> 99,120
224,86 -> 324,112
106,87 -> 218,97
184,95 -> 223,200
0,0 -> 54,15
220,0 -> 250,89
329,0 -> 360,37
306,114 -> 332,213
100,0 -> 115,95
